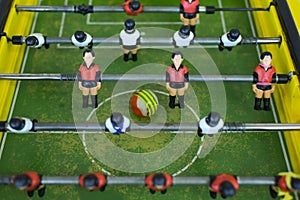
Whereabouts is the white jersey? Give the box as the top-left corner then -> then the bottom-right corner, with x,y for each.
220,33 -> 242,47
119,29 -> 141,50
7,117 -> 33,133
71,32 -> 93,48
172,31 -> 194,47
198,117 -> 224,134
105,116 -> 131,134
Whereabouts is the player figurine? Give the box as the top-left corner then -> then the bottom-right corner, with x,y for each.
198,112 -> 224,137
123,0 -> 143,16
218,29 -> 242,51
252,51 -> 276,111
77,49 -> 101,108
6,117 -> 37,133
71,30 -> 93,49
13,171 -> 46,197
172,25 -> 194,48
269,172 -> 300,200
180,0 -> 200,37
209,174 -> 239,199
145,173 -> 173,194
79,173 -> 107,192
166,51 -> 189,109
105,112 -> 131,134
119,19 -> 141,62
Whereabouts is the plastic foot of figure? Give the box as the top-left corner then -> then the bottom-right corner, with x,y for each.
27,190 -> 34,197
218,44 -> 224,51
269,185 -> 278,198
38,186 -> 46,197
209,190 -> 217,199
178,95 -> 184,108
149,189 -> 156,194
263,98 -> 270,111
132,53 -> 137,61
254,97 -> 262,110
124,53 -> 129,62
91,95 -> 98,108
190,25 -> 196,37
169,95 -> 176,109
161,189 -> 167,194
82,95 -> 89,108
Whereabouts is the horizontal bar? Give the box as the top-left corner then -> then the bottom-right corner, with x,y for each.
0,73 -> 254,82
15,4 -> 275,14
2,121 -> 300,133
44,37 -> 281,45
0,175 -> 276,185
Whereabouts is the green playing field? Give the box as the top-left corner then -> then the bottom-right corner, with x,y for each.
0,0 -> 293,199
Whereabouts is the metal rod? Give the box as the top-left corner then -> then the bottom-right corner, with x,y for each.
43,37 -> 281,45
2,121 -> 300,133
0,74 -> 254,82
15,5 -> 275,14
0,175 -> 276,185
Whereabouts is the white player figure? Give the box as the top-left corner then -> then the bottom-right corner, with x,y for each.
172,25 -> 194,48
6,117 -> 35,133
71,30 -> 93,49
198,112 -> 224,136
25,33 -> 49,48
105,112 -> 131,134
218,29 -> 242,51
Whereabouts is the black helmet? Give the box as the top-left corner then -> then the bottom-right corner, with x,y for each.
152,174 -> 166,186
83,174 -> 98,187
219,181 -> 236,197
228,29 -> 240,41
9,118 -> 26,130
130,0 -> 141,11
74,31 -> 87,42
124,19 -> 135,30
179,25 -> 190,38
14,174 -> 31,188
110,112 -> 124,127
25,36 -> 39,46
291,178 -> 300,190
205,112 -> 221,127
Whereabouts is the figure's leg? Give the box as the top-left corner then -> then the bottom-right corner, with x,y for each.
254,89 -> 264,110
90,87 -> 98,108
81,88 -> 90,108
131,48 -> 138,61
168,88 -> 176,109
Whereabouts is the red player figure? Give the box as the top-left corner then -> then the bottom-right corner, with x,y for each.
209,174 -> 239,199
180,0 -> 200,37
13,171 -> 46,197
77,49 -> 101,108
145,173 -> 173,194
123,0 -> 143,16
252,51 -> 276,111
119,19 -> 141,62
269,172 -> 300,200
166,51 -> 189,109
79,173 -> 107,192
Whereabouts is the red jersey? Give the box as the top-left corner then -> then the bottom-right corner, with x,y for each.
123,0 -> 143,16
78,63 -> 101,81
145,173 -> 173,191
277,176 -> 291,192
210,174 -> 239,192
23,171 -> 41,191
254,64 -> 276,85
166,64 -> 189,83
180,0 -> 199,14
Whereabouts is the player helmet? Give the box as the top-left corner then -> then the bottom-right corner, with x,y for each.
74,31 -> 87,42
124,19 -> 135,30
205,112 -> 221,127
110,112 -> 124,127
83,174 -> 98,187
152,174 -> 166,186
14,174 -> 31,188
130,0 -> 141,11
179,25 -> 190,38
25,36 -> 39,46
9,118 -> 26,131
227,29 -> 240,41
219,181 -> 236,197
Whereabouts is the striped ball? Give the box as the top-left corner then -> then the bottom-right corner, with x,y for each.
131,89 -> 159,118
